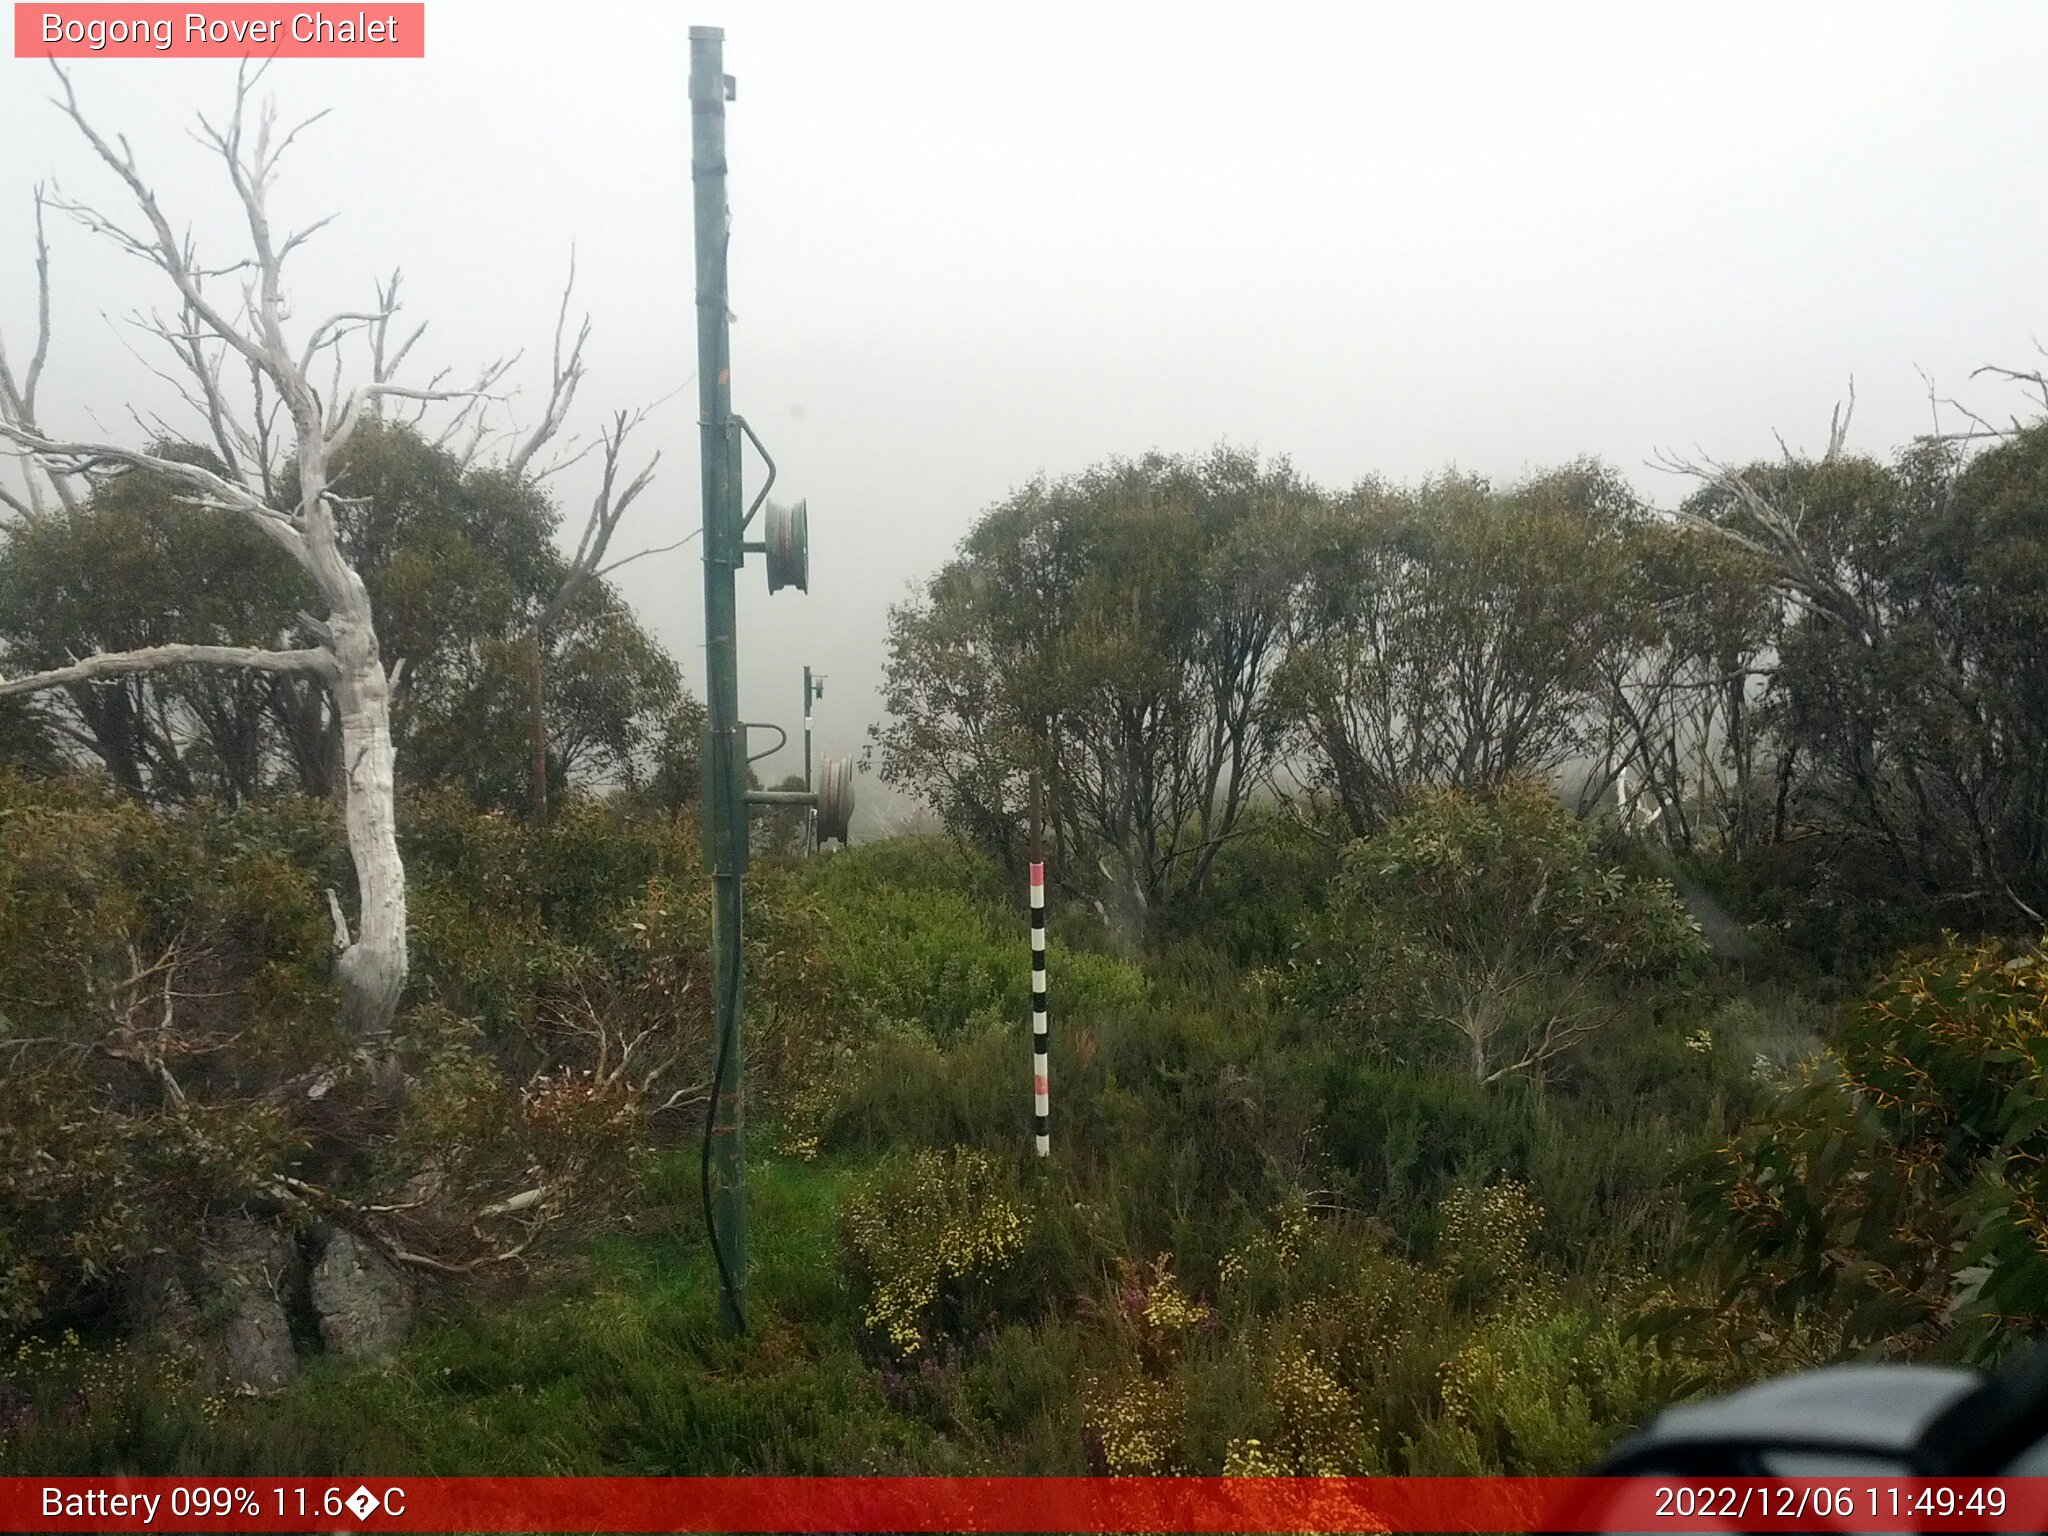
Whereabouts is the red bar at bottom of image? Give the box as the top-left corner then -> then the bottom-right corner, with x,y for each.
6,1476 -> 2048,1533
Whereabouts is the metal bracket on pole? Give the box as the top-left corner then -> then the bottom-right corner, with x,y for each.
743,721 -> 789,764
736,415 -> 777,533
803,666 -> 824,855
741,759 -> 852,843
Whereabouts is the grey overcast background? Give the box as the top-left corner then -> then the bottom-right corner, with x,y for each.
6,1 -> 2048,824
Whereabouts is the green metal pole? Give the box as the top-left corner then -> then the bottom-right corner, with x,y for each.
690,24 -> 747,1335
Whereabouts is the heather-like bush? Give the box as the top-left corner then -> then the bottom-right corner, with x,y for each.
801,840 -> 1147,1039
840,1147 -> 1028,1356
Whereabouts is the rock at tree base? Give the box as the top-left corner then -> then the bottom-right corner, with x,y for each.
310,1227 -> 414,1357
129,1215 -> 300,1391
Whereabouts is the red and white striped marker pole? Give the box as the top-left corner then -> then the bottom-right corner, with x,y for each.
1029,771 -> 1049,1157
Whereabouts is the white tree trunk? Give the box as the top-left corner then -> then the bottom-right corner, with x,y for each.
330,597 -> 407,1037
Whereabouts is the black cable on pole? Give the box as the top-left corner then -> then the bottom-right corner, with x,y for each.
699,945 -> 746,1335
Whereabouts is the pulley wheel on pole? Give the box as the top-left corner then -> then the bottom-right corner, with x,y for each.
766,499 -> 809,593
816,756 -> 855,844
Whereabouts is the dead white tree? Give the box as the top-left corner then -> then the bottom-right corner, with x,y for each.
0,66 -> 517,1041
1657,384 -> 1882,648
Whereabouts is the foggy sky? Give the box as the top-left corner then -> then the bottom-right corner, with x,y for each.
5,1 -> 2047,825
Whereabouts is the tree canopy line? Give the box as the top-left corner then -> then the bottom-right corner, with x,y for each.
876,418 -> 2048,961
0,66 -> 709,1049
0,423 -> 696,814
25,406 -> 2045,966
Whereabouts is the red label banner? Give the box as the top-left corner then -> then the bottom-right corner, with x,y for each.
2,1476 -> 2047,1532
14,5 -> 424,57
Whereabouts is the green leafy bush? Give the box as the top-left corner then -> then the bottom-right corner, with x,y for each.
1160,810 -> 1339,967
801,840 -> 1147,1039
1428,1303 -> 1672,1474
1689,934 -> 2048,1361
0,774 -> 764,1332
1291,781 -> 1706,1084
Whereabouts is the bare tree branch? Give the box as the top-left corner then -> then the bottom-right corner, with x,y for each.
592,531 -> 699,581
368,270 -> 427,386
519,394 -> 665,819
11,69 -> 418,1038
1824,377 -> 1855,461
20,187 -> 54,417
1971,362 -> 2048,416
540,408 -> 661,632
505,249 -> 589,476
0,422 -> 302,554
300,307 -> 388,379
47,64 -> 283,399
1657,398 -> 1881,649
327,364 -> 512,460
8,67 -> 660,1033
0,643 -> 334,699
0,185 -> 81,513
323,888 -> 353,951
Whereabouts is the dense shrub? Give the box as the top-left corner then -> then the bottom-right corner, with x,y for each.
0,773 -> 828,1337
1291,781 -> 1706,1085
782,838 -> 1149,1163
0,784 -> 1981,1481
1158,809 -> 1339,968
1684,837 -> 1947,989
1688,934 -> 2048,1362
0,773 -> 337,1330
799,838 -> 1147,1039
1074,1177 -> 1692,1477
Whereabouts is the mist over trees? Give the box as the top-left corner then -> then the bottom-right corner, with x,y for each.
878,413 -> 2048,955
1279,461 -> 1641,836
0,68 -> 679,1046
